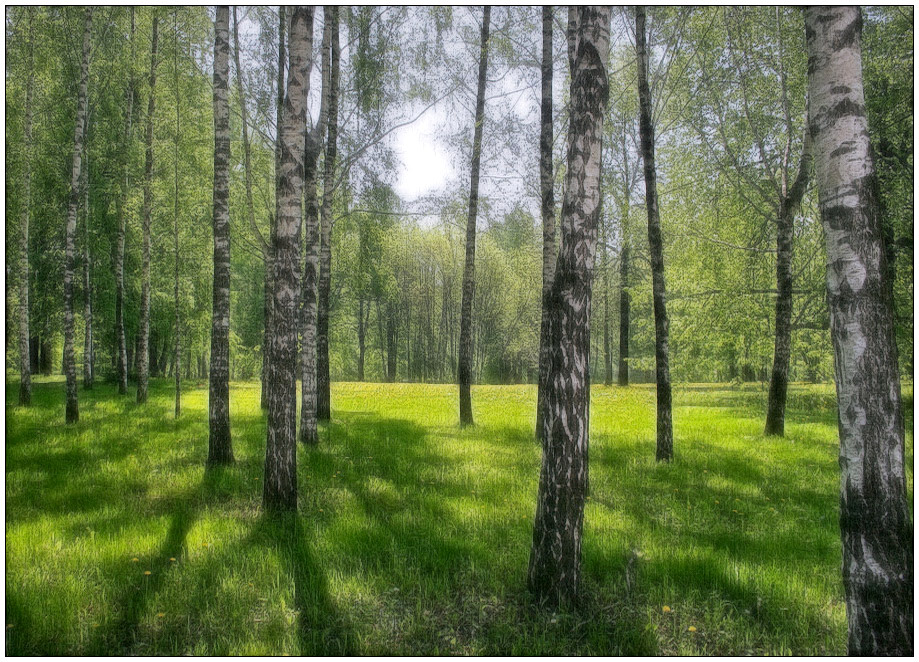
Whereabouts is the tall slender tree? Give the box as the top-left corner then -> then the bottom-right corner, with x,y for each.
535,6 -> 555,440
81,124 -> 93,389
764,9 -> 813,436
263,5 -> 285,411
458,6 -> 490,427
172,8 -> 181,419
805,6 -> 913,654
137,11 -> 159,405
17,7 -> 34,406
63,8 -> 93,423
528,6 -> 610,606
208,5 -> 233,465
115,8 -> 135,396
636,6 -> 673,462
264,6 -> 314,512
299,13 -> 332,446
317,7 -> 340,423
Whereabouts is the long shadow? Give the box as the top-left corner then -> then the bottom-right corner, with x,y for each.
250,513 -> 355,655
84,470 -> 232,655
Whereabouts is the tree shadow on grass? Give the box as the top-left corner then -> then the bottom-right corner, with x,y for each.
249,513 -> 355,655
83,468 -> 234,655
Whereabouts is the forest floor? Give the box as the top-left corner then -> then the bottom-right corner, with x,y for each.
5,377 -> 914,655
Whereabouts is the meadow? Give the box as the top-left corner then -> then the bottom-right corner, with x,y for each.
5,377 -> 913,655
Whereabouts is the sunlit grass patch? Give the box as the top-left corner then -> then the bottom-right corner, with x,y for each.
5,377 -> 912,654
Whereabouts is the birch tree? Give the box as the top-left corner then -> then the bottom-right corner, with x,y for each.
805,6 -> 913,654
208,5 -> 233,465
264,6 -> 314,512
636,6 -> 673,461
535,6 -> 555,440
458,6 -> 490,427
528,6 -> 610,606
17,7 -> 34,406
137,12 -> 158,405
63,8 -> 92,423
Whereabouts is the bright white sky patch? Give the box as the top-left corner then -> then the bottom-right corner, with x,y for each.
392,110 -> 455,202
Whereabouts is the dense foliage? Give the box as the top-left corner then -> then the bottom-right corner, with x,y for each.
4,6 -> 913,386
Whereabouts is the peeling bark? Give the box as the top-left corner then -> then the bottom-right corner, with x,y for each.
528,6 -> 610,607
264,6 -> 314,512
805,7 -> 913,654
208,6 -> 233,465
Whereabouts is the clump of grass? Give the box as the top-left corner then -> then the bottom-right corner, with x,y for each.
5,377 -> 913,655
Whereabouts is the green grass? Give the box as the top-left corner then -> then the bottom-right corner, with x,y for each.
5,377 -> 913,655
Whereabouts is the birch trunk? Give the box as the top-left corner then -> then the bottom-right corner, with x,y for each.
173,8 -> 181,419
137,12 -> 158,405
115,8 -> 135,396
317,7 -> 340,423
63,9 -> 92,423
458,6 -> 490,427
805,7 -> 913,654
764,132 -> 811,435
18,8 -> 34,406
528,6 -> 610,606
82,131 -> 93,389
263,5 -> 285,411
208,6 -> 233,465
535,6 -> 555,440
636,6 -> 673,462
299,14 -> 331,447
264,6 -> 313,512
618,203 -> 630,386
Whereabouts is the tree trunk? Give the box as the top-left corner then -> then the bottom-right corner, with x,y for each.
458,6 -> 490,427
805,7 -> 913,654
264,6 -> 314,512
636,6 -> 673,462
173,8 -> 181,419
528,6 -> 610,607
137,12 -> 158,405
18,8 -> 34,406
617,235 -> 630,386
357,297 -> 366,381
765,131 -> 812,436
115,8 -> 135,396
82,130 -> 93,389
208,6 -> 233,465
317,7 -> 340,422
63,8 -> 92,424
299,12 -> 332,447
535,6 -> 555,439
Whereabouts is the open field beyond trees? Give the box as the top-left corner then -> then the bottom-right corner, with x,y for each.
6,378 -> 913,655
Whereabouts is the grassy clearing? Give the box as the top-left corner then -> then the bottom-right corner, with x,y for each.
5,377 -> 913,655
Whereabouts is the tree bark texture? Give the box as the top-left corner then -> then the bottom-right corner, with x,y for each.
618,206 -> 630,386
173,8 -> 181,419
63,8 -> 92,424
82,132 -> 93,389
137,12 -> 158,405
18,8 -> 34,406
535,6 -> 556,441
528,6 -> 610,607
263,5 -> 285,411
458,6 -> 490,427
208,6 -> 233,465
636,6 -> 673,462
317,7 -> 340,423
764,132 -> 812,436
115,8 -> 135,396
805,7 -> 913,654
264,6 -> 313,512
299,15 -> 331,447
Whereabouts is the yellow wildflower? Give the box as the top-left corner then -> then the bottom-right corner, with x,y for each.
662,605 -> 672,613
688,626 -> 697,633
